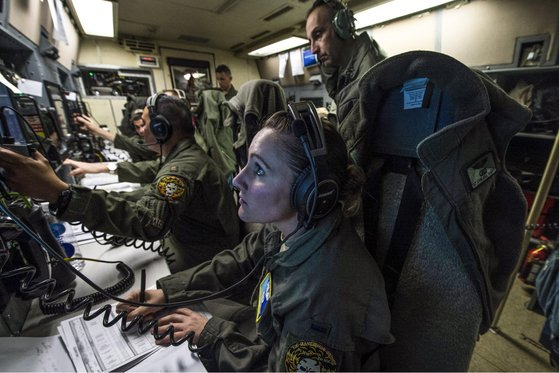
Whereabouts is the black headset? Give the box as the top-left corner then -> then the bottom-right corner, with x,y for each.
319,0 -> 355,40
146,92 -> 172,143
288,101 -> 339,228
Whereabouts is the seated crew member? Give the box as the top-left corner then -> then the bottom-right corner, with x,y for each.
76,111 -> 158,163
0,93 -> 240,273
66,90 -> 191,181
66,112 -> 159,182
116,109 -> 393,371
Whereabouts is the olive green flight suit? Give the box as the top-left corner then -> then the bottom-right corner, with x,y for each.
321,32 -> 385,169
224,85 -> 237,101
113,133 -> 158,163
157,208 -> 393,371
60,137 -> 240,273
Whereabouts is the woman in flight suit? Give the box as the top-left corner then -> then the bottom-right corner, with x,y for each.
118,109 -> 393,371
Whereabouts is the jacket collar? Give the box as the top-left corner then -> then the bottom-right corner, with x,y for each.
164,137 -> 197,162
264,208 -> 342,270
323,33 -> 377,99
358,50 -> 531,165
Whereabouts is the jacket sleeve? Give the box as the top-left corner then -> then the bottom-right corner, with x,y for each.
195,316 -> 270,371
156,227 -> 273,371
117,159 -> 160,184
113,133 -> 158,162
156,227 -> 270,302
58,178 -> 186,241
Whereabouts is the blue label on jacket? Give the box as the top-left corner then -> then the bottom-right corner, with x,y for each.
256,272 -> 272,322
401,77 -> 430,110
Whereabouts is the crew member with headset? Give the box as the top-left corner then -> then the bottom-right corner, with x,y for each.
117,104 -> 393,371
0,93 -> 240,273
306,0 -> 385,169
65,90 -> 191,180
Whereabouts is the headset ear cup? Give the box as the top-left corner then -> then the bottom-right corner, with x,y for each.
291,166 -> 314,219
313,179 -> 339,219
150,114 -> 172,143
333,8 -> 354,40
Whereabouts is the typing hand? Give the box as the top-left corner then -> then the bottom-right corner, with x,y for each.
153,308 -> 209,346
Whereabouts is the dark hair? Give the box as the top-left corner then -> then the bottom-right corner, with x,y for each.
263,111 -> 365,217
129,109 -> 143,123
156,95 -> 194,137
215,64 -> 232,76
307,0 -> 346,19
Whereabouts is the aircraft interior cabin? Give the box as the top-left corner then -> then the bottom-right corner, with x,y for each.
1,0 -> 559,371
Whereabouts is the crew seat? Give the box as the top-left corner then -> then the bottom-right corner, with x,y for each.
357,50 -> 531,371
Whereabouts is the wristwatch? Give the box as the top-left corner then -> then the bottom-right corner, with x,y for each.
49,187 -> 73,217
107,162 -> 118,175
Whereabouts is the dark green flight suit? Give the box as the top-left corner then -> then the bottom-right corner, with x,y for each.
113,133 -> 158,162
60,137 -> 240,273
224,85 -> 237,101
157,208 -> 394,371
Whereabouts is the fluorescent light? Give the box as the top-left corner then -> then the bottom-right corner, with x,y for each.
71,0 -> 115,38
354,0 -> 456,29
248,37 -> 308,57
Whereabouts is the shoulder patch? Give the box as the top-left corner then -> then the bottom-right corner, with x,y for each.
285,341 -> 337,372
157,175 -> 186,200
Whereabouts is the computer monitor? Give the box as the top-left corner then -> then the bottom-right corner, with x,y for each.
10,94 -> 50,139
43,80 -> 74,138
302,48 -> 319,68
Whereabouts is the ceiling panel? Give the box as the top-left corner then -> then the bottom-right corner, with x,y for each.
115,0 -> 383,53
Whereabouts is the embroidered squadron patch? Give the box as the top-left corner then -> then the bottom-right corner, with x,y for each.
284,341 -> 336,372
157,176 -> 186,200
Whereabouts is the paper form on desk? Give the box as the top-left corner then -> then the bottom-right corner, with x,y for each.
128,343 -> 206,372
58,309 -> 160,372
0,335 -> 75,371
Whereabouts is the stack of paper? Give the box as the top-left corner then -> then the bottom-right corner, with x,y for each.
0,311 -> 206,372
58,311 -> 160,372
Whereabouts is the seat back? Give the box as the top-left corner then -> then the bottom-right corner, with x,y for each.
358,51 -> 530,371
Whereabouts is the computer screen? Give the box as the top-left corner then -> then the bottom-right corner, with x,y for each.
43,81 -> 73,138
11,94 -> 49,139
302,48 -> 318,68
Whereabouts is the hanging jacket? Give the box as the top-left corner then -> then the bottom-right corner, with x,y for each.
195,89 -> 237,179
223,79 -> 286,167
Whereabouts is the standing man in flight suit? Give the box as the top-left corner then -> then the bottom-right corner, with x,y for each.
215,64 -> 237,100
306,0 -> 385,169
0,93 -> 240,273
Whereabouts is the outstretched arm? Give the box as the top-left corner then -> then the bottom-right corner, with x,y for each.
74,114 -> 116,142
0,147 -> 68,202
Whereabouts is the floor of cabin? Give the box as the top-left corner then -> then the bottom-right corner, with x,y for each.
469,277 -> 555,372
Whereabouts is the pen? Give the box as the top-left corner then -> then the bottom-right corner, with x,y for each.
139,268 -> 146,303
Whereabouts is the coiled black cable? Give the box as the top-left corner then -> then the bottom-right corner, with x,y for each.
39,260 -> 134,315
74,223 -> 175,266
0,198 -> 281,352
0,200 -> 203,349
